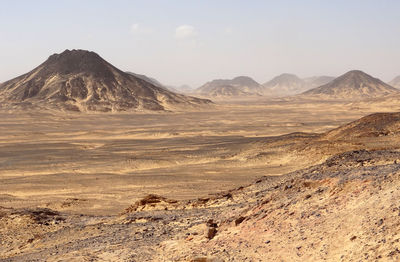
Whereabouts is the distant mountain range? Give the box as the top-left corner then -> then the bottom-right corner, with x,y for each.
302,70 -> 400,99
132,71 -> 399,100
262,74 -> 336,96
0,49 -> 210,112
196,74 -> 335,98
1,50 -> 397,106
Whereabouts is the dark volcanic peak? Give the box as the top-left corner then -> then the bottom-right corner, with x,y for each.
302,70 -> 400,99
0,49 -> 210,112
40,49 -> 122,80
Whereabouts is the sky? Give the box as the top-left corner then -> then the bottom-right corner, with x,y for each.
0,0 -> 399,87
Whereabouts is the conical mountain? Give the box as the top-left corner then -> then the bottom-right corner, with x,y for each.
263,73 -> 308,96
195,76 -> 262,97
389,75 -> 400,89
302,70 -> 400,99
0,49 -> 210,111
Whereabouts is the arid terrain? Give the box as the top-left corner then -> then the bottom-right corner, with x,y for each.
1,98 -> 398,215
2,0 -> 400,260
2,48 -> 400,261
1,95 -> 400,261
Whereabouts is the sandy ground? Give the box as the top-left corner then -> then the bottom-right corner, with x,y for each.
1,97 -> 400,261
1,97 -> 399,216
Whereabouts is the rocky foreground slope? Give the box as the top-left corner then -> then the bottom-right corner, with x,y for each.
0,49 -> 210,112
1,113 -> 400,261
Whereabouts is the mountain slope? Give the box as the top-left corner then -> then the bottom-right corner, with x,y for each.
302,70 -> 399,99
125,71 -> 164,89
0,49 -> 210,112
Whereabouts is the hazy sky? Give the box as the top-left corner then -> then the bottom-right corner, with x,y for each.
1,0 -> 399,87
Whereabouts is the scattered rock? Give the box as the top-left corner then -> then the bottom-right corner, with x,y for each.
205,219 -> 218,239
234,216 -> 246,226
122,194 -> 178,213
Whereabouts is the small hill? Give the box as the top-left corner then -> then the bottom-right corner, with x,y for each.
263,73 -> 308,96
196,76 -> 262,97
0,49 -> 210,112
322,112 -> 400,140
302,70 -> 399,99
303,76 -> 335,88
229,76 -> 261,90
389,76 -> 400,89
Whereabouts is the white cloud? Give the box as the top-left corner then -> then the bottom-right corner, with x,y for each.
175,25 -> 197,39
224,27 -> 234,35
131,23 -> 139,32
130,23 -> 153,35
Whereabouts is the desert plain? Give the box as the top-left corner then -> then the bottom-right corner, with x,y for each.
2,96 -> 400,261
0,98 -> 394,215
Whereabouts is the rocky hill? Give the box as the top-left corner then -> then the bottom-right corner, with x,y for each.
302,70 -> 400,99
0,49 -> 210,112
